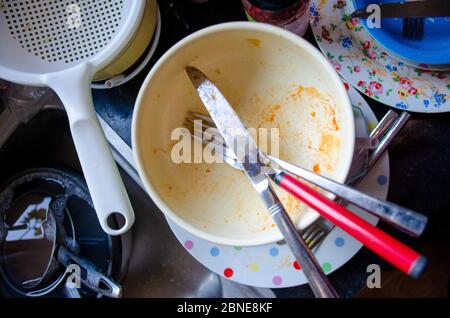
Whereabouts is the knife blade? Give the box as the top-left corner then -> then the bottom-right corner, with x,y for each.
185,66 -> 339,298
351,0 -> 450,19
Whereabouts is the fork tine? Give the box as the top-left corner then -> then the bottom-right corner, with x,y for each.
189,111 -> 216,125
402,17 -> 409,40
190,115 -> 223,141
402,16 -> 425,42
185,114 -> 224,139
302,224 -> 322,249
418,17 -> 425,41
408,18 -> 413,40
414,18 -> 420,41
402,18 -> 407,39
186,127 -> 238,162
185,114 -> 214,129
185,118 -> 240,165
189,117 -> 217,130
308,231 -> 326,250
301,218 -> 336,251
302,224 -> 319,242
408,17 -> 413,40
187,110 -> 335,251
301,226 -> 314,241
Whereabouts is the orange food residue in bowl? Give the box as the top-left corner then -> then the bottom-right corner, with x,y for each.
297,85 -> 323,98
319,133 -> 340,155
247,38 -> 261,47
313,162 -> 321,173
266,103 -> 282,122
331,116 -> 340,131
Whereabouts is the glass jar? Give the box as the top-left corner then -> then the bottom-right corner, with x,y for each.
242,0 -> 311,37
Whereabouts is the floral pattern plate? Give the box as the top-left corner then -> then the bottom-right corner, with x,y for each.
309,0 -> 450,113
166,85 -> 389,288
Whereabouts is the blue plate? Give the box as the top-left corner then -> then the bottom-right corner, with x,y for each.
352,0 -> 450,68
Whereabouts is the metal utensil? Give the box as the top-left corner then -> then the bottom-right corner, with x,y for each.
11,199 -> 122,298
185,67 -> 426,278
401,0 -> 426,41
186,111 -> 377,150
186,66 -> 339,298
188,108 -> 403,252
301,218 -> 336,250
186,110 -> 427,237
352,110 -> 398,165
370,111 -> 411,165
402,16 -> 425,41
351,0 -> 450,18
350,111 -> 411,185
44,198 -> 122,298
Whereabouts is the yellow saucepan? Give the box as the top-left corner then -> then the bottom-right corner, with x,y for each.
93,0 -> 157,82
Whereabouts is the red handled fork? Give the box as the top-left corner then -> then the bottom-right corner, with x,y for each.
185,112 -> 427,278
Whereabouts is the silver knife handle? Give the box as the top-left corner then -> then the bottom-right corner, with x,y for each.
367,111 -> 410,171
268,201 -> 339,298
270,154 -> 427,237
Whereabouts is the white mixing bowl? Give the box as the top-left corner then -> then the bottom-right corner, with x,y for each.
132,22 -> 354,246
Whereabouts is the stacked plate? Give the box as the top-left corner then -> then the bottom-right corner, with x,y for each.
309,0 -> 450,112
353,0 -> 450,70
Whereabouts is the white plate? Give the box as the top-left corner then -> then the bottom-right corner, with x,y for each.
166,84 -> 389,288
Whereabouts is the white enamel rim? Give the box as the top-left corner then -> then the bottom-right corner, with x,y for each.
132,22 -> 355,246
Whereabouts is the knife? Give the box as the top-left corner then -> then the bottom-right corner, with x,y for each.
186,66 -> 427,280
186,66 -> 339,298
351,0 -> 450,19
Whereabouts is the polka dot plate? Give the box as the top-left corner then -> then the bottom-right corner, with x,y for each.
166,84 -> 389,288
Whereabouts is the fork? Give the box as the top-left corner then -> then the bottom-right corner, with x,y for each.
184,111 -> 428,277
185,109 -> 427,237
185,109 -> 416,249
300,217 -> 336,250
183,115 -> 334,250
402,17 -> 425,41
402,1 -> 425,41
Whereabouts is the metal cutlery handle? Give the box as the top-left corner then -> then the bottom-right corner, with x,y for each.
355,137 -> 379,149
272,172 -> 426,278
367,111 -> 411,171
266,188 -> 339,298
352,110 -> 397,175
187,109 -> 426,236
370,110 -> 399,139
57,245 -> 122,298
269,151 -> 427,237
348,110 -> 409,185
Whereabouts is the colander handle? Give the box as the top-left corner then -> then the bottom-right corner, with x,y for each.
48,66 -> 135,236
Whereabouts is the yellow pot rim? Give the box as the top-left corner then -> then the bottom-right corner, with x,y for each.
93,0 -> 157,82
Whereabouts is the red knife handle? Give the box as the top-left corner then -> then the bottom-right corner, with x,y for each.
273,172 -> 426,278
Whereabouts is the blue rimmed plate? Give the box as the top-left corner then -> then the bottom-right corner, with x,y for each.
353,0 -> 450,70
310,0 -> 450,112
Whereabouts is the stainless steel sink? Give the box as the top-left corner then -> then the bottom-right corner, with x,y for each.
0,91 -> 274,298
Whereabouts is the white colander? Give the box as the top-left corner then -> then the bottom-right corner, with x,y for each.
0,0 -> 146,235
